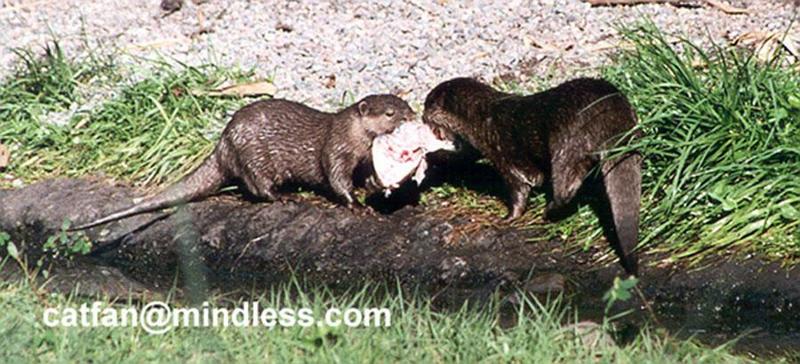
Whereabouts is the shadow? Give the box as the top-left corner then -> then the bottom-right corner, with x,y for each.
362,146 -> 509,215
88,211 -> 171,256
364,180 -> 422,214
422,143 -> 509,200
422,146 -> 630,271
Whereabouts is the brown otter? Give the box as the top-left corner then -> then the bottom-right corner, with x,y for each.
71,95 -> 414,231
422,77 -> 642,275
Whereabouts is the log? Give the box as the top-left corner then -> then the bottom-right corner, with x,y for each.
0,178 -> 592,294
1,178 -> 799,337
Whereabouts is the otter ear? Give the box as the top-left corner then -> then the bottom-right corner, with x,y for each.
358,101 -> 369,116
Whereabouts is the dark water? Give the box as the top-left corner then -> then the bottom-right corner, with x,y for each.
573,288 -> 800,358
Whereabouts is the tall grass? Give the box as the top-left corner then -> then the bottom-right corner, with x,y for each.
603,24 -> 800,262
0,42 -> 91,112
0,44 -> 254,186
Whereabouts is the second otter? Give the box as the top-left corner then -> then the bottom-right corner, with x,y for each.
423,77 -> 642,275
72,95 -> 414,230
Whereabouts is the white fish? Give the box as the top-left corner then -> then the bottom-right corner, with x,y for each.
371,121 -> 455,196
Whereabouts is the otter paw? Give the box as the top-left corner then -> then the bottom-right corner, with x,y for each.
502,212 -> 521,224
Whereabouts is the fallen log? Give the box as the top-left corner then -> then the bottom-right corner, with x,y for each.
0,178 -> 589,294
1,178 -> 799,346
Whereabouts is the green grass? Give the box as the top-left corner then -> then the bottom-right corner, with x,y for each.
0,43 -> 255,186
0,264 -> 756,363
0,42 -> 102,113
601,24 -> 800,262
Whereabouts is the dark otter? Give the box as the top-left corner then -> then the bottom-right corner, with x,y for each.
71,95 -> 414,231
422,77 -> 642,275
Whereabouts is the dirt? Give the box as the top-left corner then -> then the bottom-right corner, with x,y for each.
1,178 -> 799,355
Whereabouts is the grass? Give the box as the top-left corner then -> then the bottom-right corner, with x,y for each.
0,44 -> 254,187
0,42 -> 100,113
0,261 -> 758,363
601,23 -> 800,262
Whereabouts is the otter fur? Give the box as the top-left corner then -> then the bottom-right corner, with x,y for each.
422,77 -> 642,275
71,95 -> 414,231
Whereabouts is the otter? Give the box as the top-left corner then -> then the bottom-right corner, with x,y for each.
71,95 -> 414,231
422,77 -> 642,275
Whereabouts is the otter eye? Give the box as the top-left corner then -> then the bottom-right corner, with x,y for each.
433,127 -> 444,140
385,109 -> 395,117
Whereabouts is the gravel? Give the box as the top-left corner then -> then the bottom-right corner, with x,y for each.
0,0 -> 797,109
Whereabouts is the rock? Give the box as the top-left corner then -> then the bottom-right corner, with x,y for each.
523,272 -> 566,297
160,0 -> 182,12
0,144 -> 9,170
561,321 -> 617,349
439,256 -> 468,282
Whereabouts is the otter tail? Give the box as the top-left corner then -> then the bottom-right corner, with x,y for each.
601,152 -> 642,276
70,155 -> 225,231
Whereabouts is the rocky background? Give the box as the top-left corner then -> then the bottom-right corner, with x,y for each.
1,0 -> 797,108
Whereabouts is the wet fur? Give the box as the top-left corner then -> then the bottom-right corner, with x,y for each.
423,77 -> 641,275
72,95 -> 414,231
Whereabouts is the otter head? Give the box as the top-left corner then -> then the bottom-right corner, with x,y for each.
353,95 -> 415,138
422,77 -> 493,147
